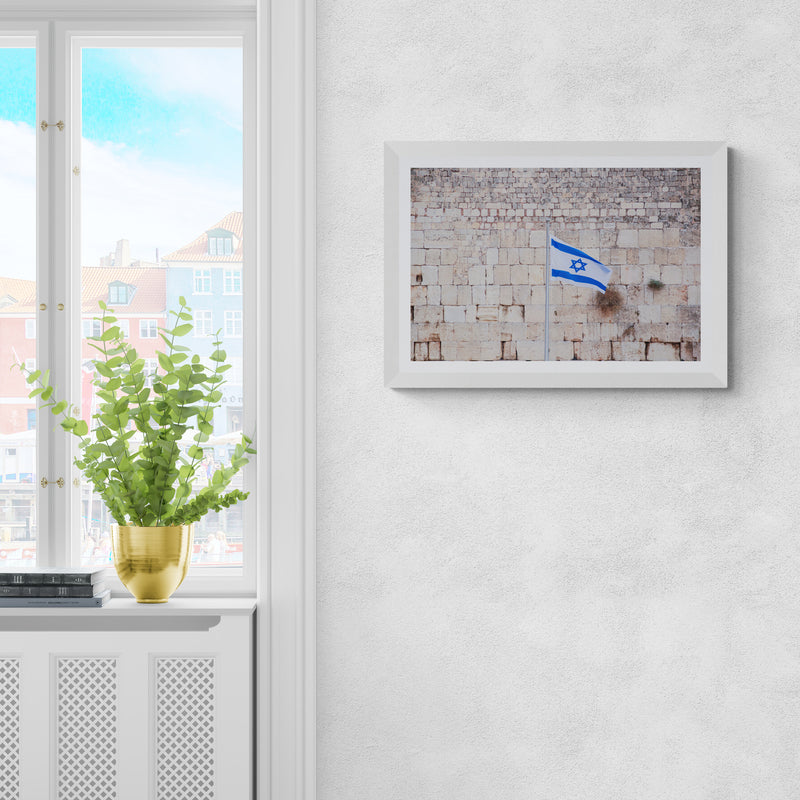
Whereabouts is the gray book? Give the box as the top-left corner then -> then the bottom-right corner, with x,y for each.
0,588 -> 111,608
0,567 -> 108,587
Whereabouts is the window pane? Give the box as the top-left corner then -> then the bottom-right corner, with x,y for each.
0,42 -> 37,567
79,44 -> 245,569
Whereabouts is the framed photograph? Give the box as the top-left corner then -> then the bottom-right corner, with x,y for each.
385,141 -> 727,388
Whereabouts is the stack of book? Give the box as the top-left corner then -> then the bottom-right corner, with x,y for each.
0,567 -> 110,607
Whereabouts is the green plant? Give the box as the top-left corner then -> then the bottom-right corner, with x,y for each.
19,299 -> 255,527
648,278 -> 665,290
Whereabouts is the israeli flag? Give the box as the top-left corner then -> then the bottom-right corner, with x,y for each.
550,236 -> 611,293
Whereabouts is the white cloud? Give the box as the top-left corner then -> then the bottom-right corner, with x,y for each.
81,138 -> 242,264
0,121 -> 35,280
0,121 -> 242,279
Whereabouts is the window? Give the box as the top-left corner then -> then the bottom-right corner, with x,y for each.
82,319 -> 102,339
208,233 -> 234,256
193,269 -> 212,294
139,319 -> 158,338
108,281 -> 133,305
24,358 -> 35,373
224,269 -> 242,294
143,358 -> 158,388
224,310 -> 242,337
194,310 -> 213,337
0,20 -> 256,591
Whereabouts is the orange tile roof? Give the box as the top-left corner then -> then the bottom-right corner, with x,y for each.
0,277 -> 36,313
0,270 -> 166,316
80,267 -> 166,314
162,211 -> 243,263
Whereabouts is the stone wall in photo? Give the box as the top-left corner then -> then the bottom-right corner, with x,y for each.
410,167 -> 701,361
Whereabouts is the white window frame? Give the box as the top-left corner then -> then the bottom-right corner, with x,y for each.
116,318 -> 129,339
82,318 -> 101,338
224,308 -> 242,337
25,318 -> 36,339
139,318 -> 157,338
224,267 -> 242,294
193,267 -> 212,294
0,5 -> 315,799
193,308 -> 213,337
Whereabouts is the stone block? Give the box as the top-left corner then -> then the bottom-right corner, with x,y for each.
493,265 -> 510,285
684,247 -> 701,265
518,248 -> 535,264
608,249 -> 627,265
468,266 -> 485,285
647,342 -> 680,361
576,340 -> 612,361
438,266 -> 454,285
529,229 -> 547,248
661,265 -> 683,284
411,249 -> 426,266
550,340 -> 575,361
639,229 -> 664,248
441,285 -> 458,305
616,229 -> 638,247
663,228 -> 680,246
515,340 -> 541,361
425,249 -> 441,266
681,341 -> 700,361
421,266 -> 438,285
620,266 -> 643,285
457,285 -> 472,305
410,230 -> 424,247
443,305 -> 467,323
524,304 -> 546,323
510,265 -> 529,285
677,305 -> 700,325
637,304 -> 661,324
502,341 -> 517,360
440,248 -> 457,266
472,286 -> 486,305
580,229 -> 600,247
414,306 -> 443,324
485,247 -> 499,265
638,248 -> 654,265
529,265 -> 545,284
500,286 -> 513,305
413,341 -> 429,360
525,322 -> 544,340
410,286 -> 427,304
600,322 -> 619,340
499,305 -> 524,322
562,322 -> 584,341
456,342 -> 481,361
552,305 -> 587,323
513,285 -> 531,305
612,341 -> 646,361
650,322 -> 681,343
480,341 -> 502,361
533,248 -> 547,264
476,305 -> 499,322
441,341 -> 458,360
427,285 -> 441,306
428,341 -> 441,360
486,286 -> 500,304
688,285 -> 700,305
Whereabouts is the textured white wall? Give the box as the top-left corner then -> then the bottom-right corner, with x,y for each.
317,2 -> 800,797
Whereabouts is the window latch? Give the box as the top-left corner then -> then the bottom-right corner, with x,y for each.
40,120 -> 64,132
40,477 -> 65,489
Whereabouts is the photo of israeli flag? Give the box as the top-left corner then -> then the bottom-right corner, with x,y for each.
550,236 -> 611,293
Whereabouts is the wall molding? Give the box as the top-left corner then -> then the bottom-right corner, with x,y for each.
257,0 -> 316,799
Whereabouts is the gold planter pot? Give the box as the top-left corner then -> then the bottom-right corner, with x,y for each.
111,524 -> 194,603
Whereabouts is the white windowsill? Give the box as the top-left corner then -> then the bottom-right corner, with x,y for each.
0,596 -> 256,616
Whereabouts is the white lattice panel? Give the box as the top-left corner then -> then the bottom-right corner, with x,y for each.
0,659 -> 20,800
56,657 -> 118,800
156,657 -> 216,800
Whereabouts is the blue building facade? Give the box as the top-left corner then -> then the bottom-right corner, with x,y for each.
162,211 -> 244,437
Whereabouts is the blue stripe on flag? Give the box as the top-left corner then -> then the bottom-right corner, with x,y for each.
550,238 -> 611,272
551,269 -> 608,292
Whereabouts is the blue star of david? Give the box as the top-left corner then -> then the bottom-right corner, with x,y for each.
569,258 -> 587,273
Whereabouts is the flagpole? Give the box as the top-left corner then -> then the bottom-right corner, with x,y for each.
544,218 -> 550,361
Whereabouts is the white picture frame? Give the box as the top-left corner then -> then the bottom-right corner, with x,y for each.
385,141 -> 727,388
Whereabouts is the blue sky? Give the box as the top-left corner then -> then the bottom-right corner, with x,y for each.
0,45 -> 243,277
